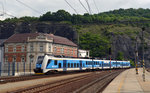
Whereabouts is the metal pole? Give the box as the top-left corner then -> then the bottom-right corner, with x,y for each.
8,62 -> 10,76
24,61 -> 25,75
77,30 -> 79,58
142,27 -> 145,82
110,54 -> 111,71
0,62 -> 1,76
135,37 -> 138,74
12,62 -> 15,76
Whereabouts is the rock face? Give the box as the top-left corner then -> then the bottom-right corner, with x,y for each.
112,35 -> 135,60
112,34 -> 150,67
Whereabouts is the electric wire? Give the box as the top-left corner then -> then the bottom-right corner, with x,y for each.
93,0 -> 99,13
64,0 -> 78,14
78,0 -> 89,13
0,3 -> 4,16
2,11 -> 15,17
85,0 -> 92,14
16,0 -> 42,15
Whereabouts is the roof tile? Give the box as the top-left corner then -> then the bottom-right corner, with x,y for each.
5,33 -> 77,47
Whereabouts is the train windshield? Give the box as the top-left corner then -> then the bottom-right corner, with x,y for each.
37,56 -> 44,64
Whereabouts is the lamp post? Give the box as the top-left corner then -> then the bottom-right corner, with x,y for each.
142,27 -> 145,82
135,36 -> 138,74
109,32 -> 114,72
29,54 -> 34,74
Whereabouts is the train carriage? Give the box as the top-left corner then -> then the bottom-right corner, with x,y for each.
34,55 -> 131,74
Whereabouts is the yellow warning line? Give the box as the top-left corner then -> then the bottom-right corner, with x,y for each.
117,70 -> 129,93
35,73 -> 44,75
117,76 -> 125,93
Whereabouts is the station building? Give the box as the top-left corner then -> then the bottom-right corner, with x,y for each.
0,39 -> 6,63
78,49 -> 90,58
4,33 -> 77,63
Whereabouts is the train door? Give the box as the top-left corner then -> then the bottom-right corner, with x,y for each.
80,60 -> 82,70
58,63 -> 61,68
102,61 -> 104,70
63,60 -> 67,71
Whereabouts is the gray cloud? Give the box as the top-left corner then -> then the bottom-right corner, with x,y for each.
0,0 -> 150,20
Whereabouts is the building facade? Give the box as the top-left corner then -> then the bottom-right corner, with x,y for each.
4,33 -> 77,63
78,49 -> 90,58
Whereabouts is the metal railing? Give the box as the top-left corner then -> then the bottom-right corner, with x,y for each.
0,62 -> 36,77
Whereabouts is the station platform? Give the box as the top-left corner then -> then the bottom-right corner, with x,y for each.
103,68 -> 150,93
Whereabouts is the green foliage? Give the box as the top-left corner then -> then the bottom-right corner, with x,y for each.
39,10 -> 71,22
130,60 -> 135,67
79,32 -> 110,58
4,16 -> 38,22
3,8 -> 150,26
116,51 -> 124,60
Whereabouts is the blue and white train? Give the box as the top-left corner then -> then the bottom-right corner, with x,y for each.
34,55 -> 130,74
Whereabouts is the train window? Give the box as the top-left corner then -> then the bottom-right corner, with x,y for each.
68,63 -> 70,68
46,59 -> 51,67
58,63 -> 61,68
54,60 -> 57,65
86,61 -> 87,65
77,63 -> 79,67
37,56 -> 44,64
71,63 -> 73,68
74,63 -> 77,68
83,63 -> 85,67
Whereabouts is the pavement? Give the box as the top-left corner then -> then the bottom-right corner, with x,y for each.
103,68 -> 150,93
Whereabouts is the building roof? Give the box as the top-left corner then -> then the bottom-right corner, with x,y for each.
5,33 -> 77,47
0,39 -> 6,46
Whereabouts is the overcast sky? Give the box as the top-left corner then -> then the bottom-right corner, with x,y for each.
0,0 -> 150,20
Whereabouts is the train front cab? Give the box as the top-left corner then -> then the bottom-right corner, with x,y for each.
34,56 -> 45,73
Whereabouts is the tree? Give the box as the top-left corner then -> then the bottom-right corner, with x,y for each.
52,10 -> 71,21
39,11 -> 53,21
116,51 -> 124,60
80,32 -> 110,58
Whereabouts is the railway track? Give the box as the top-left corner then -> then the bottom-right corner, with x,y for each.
9,69 -> 124,93
0,71 -> 85,84
74,70 -> 123,93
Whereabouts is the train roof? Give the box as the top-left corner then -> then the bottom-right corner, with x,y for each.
45,55 -> 130,62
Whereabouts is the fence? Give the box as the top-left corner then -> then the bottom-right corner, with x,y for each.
0,62 -> 36,77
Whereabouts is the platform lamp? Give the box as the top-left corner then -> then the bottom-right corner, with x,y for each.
29,54 -> 34,74
135,36 -> 138,74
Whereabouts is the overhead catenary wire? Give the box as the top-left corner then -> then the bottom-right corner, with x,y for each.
64,0 -> 78,14
85,0 -> 92,14
0,2 -> 4,16
93,0 -> 99,13
0,11 -> 16,17
78,0 -> 89,13
16,0 -> 42,15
